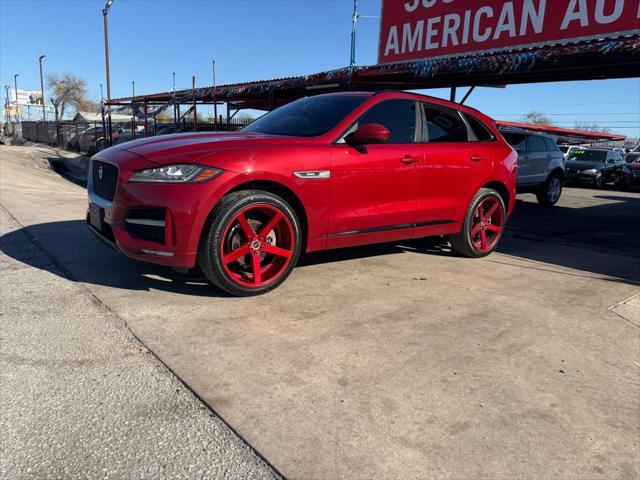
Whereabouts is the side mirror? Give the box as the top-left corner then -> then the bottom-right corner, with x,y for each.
345,123 -> 390,146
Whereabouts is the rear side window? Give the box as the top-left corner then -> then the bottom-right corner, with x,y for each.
527,135 -> 547,152
356,99 -> 418,143
423,103 -> 468,143
502,132 -> 527,153
543,137 -> 559,151
463,113 -> 495,141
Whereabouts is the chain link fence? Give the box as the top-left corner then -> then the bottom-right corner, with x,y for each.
4,116 -> 253,156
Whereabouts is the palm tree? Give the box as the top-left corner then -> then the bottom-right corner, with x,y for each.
47,73 -> 90,122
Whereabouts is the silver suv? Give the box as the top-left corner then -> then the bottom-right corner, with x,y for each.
502,130 -> 565,206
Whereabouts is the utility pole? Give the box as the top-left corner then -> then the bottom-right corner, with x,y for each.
102,0 -> 113,145
172,72 -> 178,127
4,85 -> 9,123
131,80 -> 136,138
349,0 -> 358,73
13,74 -> 20,122
212,60 -> 218,131
100,83 -> 106,138
39,55 -> 46,122
192,75 -> 197,131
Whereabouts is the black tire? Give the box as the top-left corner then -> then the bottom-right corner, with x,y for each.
536,172 -> 563,206
198,190 -> 302,296
448,188 -> 506,258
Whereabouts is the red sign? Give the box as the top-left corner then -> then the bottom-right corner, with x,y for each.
378,0 -> 640,64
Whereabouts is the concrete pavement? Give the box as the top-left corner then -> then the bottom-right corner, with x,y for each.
0,147 -> 280,479
1,145 -> 639,479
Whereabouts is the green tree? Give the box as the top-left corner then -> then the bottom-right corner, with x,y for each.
521,111 -> 554,126
47,73 -> 89,122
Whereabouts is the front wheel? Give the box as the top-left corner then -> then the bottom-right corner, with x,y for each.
198,190 -> 302,296
448,188 -> 506,258
536,173 -> 563,206
593,173 -> 604,189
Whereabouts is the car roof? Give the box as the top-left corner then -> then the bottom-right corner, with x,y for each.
312,90 -> 492,120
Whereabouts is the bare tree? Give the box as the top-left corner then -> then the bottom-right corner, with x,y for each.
574,121 -> 612,134
47,73 -> 89,122
521,111 -> 554,126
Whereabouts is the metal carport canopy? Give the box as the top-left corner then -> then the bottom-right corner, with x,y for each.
108,34 -> 640,112
496,121 -> 627,141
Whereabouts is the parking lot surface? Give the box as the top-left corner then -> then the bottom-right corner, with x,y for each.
1,145 -> 639,479
0,147 -> 279,480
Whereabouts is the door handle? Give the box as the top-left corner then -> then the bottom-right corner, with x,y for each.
400,155 -> 420,164
470,154 -> 485,162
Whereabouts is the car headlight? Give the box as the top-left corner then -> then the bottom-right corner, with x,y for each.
130,164 -> 223,183
582,169 -> 598,175
622,166 -> 631,174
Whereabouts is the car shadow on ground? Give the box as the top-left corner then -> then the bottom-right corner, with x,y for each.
508,194 -> 640,259
1,209 -> 638,297
0,220 -> 232,298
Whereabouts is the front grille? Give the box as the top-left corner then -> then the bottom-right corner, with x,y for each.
92,160 -> 118,201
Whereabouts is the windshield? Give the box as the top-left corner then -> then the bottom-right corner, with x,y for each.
242,95 -> 368,137
567,150 -> 607,163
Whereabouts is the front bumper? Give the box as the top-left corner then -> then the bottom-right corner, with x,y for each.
565,171 -> 598,184
86,150 -> 233,268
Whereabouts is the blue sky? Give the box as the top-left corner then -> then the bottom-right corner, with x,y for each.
1,0 -> 638,137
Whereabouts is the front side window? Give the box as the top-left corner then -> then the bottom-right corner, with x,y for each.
351,99 -> 419,144
242,95 -> 368,137
423,103 -> 468,143
543,137 -> 559,151
527,135 -> 547,152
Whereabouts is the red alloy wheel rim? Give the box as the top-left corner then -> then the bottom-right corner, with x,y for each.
469,196 -> 504,254
219,204 -> 295,288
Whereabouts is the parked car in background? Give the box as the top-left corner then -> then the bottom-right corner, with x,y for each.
559,145 -> 584,159
70,126 -> 105,153
617,156 -> 640,190
565,148 -> 625,187
501,130 -> 565,206
613,147 -> 627,157
87,91 -> 517,296
153,124 -> 181,136
623,151 -> 640,163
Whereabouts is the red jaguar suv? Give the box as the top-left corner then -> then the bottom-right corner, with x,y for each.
87,91 -> 517,296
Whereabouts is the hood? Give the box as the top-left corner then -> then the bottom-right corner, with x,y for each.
114,131 -> 312,165
565,160 -> 603,170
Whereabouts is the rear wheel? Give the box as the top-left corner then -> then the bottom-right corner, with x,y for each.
536,172 -> 563,206
448,188 -> 506,258
198,190 -> 302,296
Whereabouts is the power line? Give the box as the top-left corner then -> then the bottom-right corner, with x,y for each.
493,113 -> 640,116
